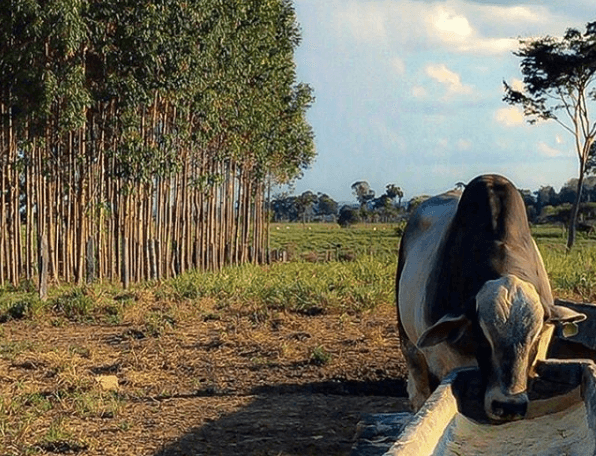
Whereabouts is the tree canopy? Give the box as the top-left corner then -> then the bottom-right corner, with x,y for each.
504,21 -> 596,249
0,0 -> 315,287
351,181 -> 375,207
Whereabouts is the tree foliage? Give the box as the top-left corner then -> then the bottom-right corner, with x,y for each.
0,0 -> 315,288
338,206 -> 360,228
504,21 -> 596,249
271,191 -> 338,222
351,181 -> 375,208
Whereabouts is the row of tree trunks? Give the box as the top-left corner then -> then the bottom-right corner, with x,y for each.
0,0 -> 314,291
0,101 -> 270,289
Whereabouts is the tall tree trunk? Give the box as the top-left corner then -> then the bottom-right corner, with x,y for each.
567,172 -> 583,251
567,139 -> 594,250
0,102 -> 6,286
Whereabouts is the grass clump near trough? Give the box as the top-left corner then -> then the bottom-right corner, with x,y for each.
539,243 -> 596,302
531,223 -> 596,301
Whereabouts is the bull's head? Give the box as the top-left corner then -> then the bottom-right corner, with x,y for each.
416,275 -> 586,423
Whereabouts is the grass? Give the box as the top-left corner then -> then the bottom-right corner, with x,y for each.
169,254 -> 395,316
309,345 -> 333,366
0,222 -> 595,327
269,222 -> 401,259
530,223 -> 596,301
539,242 -> 596,301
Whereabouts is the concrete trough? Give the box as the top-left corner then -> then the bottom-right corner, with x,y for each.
353,300 -> 596,456
382,360 -> 596,456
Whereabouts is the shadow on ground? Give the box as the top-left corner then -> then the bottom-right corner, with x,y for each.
152,378 -> 409,456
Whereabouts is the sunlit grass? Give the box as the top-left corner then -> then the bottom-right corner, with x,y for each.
538,242 -> 596,301
1,223 -> 596,325
269,222 -> 401,259
169,254 -> 396,315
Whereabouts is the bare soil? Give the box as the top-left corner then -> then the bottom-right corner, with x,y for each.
0,301 -> 409,455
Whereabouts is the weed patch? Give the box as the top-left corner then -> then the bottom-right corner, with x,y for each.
52,288 -> 95,321
309,345 -> 332,366
0,293 -> 45,322
37,416 -> 89,453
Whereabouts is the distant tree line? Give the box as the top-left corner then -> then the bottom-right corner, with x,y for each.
271,181 -> 404,225
270,191 -> 338,223
0,1 -> 314,289
272,176 -> 596,232
521,176 -> 596,225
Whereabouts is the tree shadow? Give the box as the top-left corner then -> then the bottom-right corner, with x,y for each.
152,378 -> 408,456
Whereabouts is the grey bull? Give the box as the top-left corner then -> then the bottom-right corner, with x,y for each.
396,174 -> 586,422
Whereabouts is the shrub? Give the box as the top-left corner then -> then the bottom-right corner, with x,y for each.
309,345 -> 332,366
338,207 -> 360,228
52,288 -> 94,320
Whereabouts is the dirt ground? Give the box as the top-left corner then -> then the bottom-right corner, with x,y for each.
0,301 -> 410,456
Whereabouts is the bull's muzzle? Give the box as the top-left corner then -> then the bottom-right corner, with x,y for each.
486,392 -> 529,422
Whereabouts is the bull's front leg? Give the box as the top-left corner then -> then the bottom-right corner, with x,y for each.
401,337 -> 435,411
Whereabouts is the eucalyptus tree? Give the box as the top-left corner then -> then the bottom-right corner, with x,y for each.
0,0 -> 315,287
0,1 -> 91,284
385,183 -> 404,206
504,21 -> 596,250
351,181 -> 375,207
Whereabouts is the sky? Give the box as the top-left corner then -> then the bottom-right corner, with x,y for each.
288,0 -> 596,203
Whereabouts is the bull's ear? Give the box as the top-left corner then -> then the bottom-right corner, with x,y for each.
549,305 -> 587,324
416,314 -> 471,348
549,306 -> 586,339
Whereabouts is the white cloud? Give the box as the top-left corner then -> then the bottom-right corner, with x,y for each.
331,1 -> 520,56
538,141 -> 564,158
391,57 -> 406,75
457,139 -> 472,150
495,106 -> 525,127
461,37 -> 517,54
468,3 -> 551,27
424,3 -> 517,55
411,85 -> 428,98
425,63 -> 474,97
430,6 -> 474,40
488,5 -> 542,23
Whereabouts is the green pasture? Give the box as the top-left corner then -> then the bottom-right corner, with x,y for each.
533,225 -> 596,301
1,223 -> 595,325
269,222 -> 402,259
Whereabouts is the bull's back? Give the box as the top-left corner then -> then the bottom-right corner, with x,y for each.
397,190 -> 461,344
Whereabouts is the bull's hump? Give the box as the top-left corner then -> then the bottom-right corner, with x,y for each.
457,174 -> 529,241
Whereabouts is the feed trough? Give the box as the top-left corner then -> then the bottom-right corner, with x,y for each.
383,360 -> 596,456
352,301 -> 596,456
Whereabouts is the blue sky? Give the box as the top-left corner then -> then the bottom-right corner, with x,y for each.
288,0 -> 595,202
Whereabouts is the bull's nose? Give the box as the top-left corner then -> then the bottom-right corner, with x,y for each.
490,399 -> 528,421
